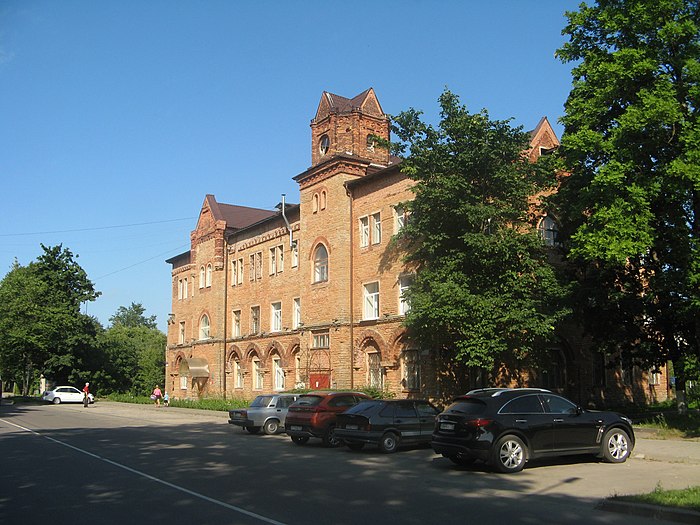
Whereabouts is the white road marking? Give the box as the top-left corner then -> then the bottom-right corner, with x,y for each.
0,417 -> 288,525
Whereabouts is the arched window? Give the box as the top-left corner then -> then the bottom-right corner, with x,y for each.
206,264 -> 212,287
368,352 -> 383,389
199,266 -> 205,288
538,216 -> 560,247
313,244 -> 328,283
320,190 -> 327,210
199,314 -> 210,340
313,193 -> 319,213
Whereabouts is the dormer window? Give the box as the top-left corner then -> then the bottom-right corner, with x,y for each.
319,134 -> 330,156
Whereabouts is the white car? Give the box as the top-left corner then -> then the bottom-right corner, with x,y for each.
42,386 -> 94,404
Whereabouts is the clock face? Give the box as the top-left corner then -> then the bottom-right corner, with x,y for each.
319,134 -> 330,155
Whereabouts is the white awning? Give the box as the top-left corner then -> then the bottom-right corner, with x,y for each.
180,358 -> 210,378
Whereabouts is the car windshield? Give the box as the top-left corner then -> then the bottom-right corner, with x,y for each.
344,401 -> 380,415
294,395 -> 324,406
445,398 -> 486,415
250,396 -> 273,408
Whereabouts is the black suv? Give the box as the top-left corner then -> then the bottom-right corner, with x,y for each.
432,388 -> 635,473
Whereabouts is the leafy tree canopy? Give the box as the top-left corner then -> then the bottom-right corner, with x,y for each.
391,89 -> 569,372
110,302 -> 158,329
553,0 -> 700,378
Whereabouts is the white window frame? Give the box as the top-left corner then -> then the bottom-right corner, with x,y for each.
314,245 -> 328,283
359,216 -> 370,247
179,321 -> 185,344
271,302 -> 282,332
251,306 -> 260,334
253,358 -> 263,390
269,247 -> 277,275
199,315 -> 210,340
291,241 -> 299,268
278,245 -> 284,272
183,277 -> 188,299
199,266 -> 205,288
293,298 -> 301,329
232,310 -> 241,337
273,356 -> 285,390
237,258 -> 244,284
394,205 -> 406,233
363,282 -> 380,320
312,332 -> 330,349
235,360 -> 243,388
399,275 -> 413,315
180,375 -> 187,390
371,212 -> 381,244
231,260 -> 238,286
206,264 -> 212,287
178,279 -> 183,300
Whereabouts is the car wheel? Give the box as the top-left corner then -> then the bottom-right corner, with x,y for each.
346,442 -> 365,451
263,419 -> 280,435
492,435 -> 527,473
322,425 -> 341,448
291,435 -> 309,445
52,397 -> 61,405
378,432 -> 400,454
448,456 -> 476,466
602,428 -> 631,463
245,426 -> 261,434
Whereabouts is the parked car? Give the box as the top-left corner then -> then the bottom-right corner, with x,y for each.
285,391 -> 371,447
228,393 -> 300,435
431,388 -> 635,473
335,399 -> 439,453
42,386 -> 94,405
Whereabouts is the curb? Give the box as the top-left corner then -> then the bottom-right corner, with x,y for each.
598,499 -> 700,524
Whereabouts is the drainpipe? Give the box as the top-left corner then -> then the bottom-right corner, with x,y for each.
222,236 -> 229,400
281,194 -> 294,248
345,183 -> 355,389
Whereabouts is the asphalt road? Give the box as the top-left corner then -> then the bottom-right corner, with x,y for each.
1,402 -> 698,525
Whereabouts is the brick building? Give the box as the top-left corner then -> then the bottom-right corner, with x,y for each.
165,88 -> 670,407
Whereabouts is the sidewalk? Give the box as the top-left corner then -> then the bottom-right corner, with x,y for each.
632,427 -> 700,465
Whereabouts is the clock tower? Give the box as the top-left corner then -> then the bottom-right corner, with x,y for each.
310,88 -> 391,167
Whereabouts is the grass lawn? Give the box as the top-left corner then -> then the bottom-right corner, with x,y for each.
615,485 -> 700,512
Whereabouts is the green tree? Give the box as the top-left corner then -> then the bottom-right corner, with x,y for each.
97,304 -> 165,395
554,0 -> 700,402
110,302 -> 157,329
0,246 -> 100,393
391,90 -> 569,386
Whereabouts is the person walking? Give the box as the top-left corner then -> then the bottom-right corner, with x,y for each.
152,385 -> 162,407
82,382 -> 90,408
163,391 -> 170,407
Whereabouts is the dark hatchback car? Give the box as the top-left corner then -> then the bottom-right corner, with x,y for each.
285,391 -> 370,447
335,399 -> 440,453
432,388 -> 635,473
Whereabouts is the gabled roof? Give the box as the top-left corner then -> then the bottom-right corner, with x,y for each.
528,116 -> 560,147
313,88 -> 384,122
202,194 -> 277,231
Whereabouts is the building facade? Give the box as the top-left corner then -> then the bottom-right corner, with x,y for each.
165,88 -> 670,407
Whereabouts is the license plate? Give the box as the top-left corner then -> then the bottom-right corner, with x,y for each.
440,422 -> 455,431
290,425 -> 302,431
346,424 -> 358,430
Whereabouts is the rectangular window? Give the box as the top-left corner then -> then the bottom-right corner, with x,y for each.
177,279 -> 183,300
232,310 -> 241,337
403,349 -> 420,391
269,247 -> 277,275
235,360 -> 243,388
251,306 -> 260,334
179,321 -> 185,344
363,282 -> 380,320
231,260 -> 237,286
399,275 -> 413,315
255,251 -> 263,280
649,369 -> 662,386
395,205 -> 407,233
312,331 -> 330,349
237,258 -> 243,284
249,254 -> 255,282
180,376 -> 187,390
278,245 -> 284,272
291,241 -> 299,268
253,360 -> 263,389
293,298 -> 301,329
273,357 -> 285,390
372,212 -> 381,244
271,302 -> 282,332
183,278 -> 188,299
359,216 -> 370,247
368,352 -> 383,389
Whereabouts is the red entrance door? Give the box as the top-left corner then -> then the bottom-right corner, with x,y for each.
309,373 -> 330,389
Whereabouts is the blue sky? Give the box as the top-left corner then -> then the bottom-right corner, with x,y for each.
0,0 -> 580,331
